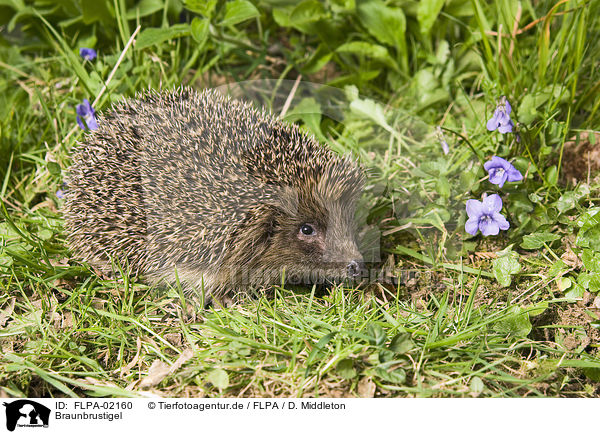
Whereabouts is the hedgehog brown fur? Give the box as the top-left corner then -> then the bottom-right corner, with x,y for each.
64,87 -> 365,303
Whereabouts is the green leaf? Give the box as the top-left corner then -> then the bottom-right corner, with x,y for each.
191,17 -> 210,48
184,0 -> 216,17
417,0 -> 445,35
388,333 -> 414,354
356,0 -> 406,68
576,208 -> 600,251
222,0 -> 260,26
80,0 -> 114,27
271,7 -> 292,27
583,368 -> 600,382
553,185 -> 589,214
36,228 -> 53,241
493,307 -> 532,337
206,368 -> 229,390
301,44 -> 332,74
520,232 -> 560,249
527,301 -> 549,317
589,274 -> 600,293
283,98 -> 324,141
577,207 -> 600,230
518,94 -> 539,124
565,284 -> 585,300
135,24 -> 191,50
306,332 -> 336,366
289,0 -> 327,33
470,377 -> 484,395
436,177 -> 451,199
349,97 -> 392,133
366,323 -> 386,346
557,277 -> 572,292
544,165 -> 558,186
580,256 -> 600,292
336,41 -> 398,70
336,359 -> 357,379
126,0 -> 164,19
581,249 -> 600,272
492,248 -> 521,287
373,367 -> 406,384
47,161 -> 61,176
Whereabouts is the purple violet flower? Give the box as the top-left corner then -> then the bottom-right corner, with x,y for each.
487,96 -> 514,134
465,194 -> 510,236
76,99 -> 98,130
484,156 -> 523,188
56,189 -> 65,199
79,48 -> 97,61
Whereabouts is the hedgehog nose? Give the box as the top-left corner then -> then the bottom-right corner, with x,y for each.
347,260 -> 365,279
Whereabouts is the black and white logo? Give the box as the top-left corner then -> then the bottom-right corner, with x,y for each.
3,400 -> 50,432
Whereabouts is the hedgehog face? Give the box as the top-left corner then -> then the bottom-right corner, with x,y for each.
255,187 -> 365,287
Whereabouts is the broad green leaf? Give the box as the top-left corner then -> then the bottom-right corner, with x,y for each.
493,307 -> 532,337
271,7 -> 292,27
547,260 -> 567,278
553,185 -> 589,214
470,377 -> 484,395
417,0 -> 445,35
349,97 -> 390,131
284,98 -> 324,141
191,17 -> 210,48
47,161 -> 61,176
574,272 -> 600,293
589,274 -> 600,292
356,0 -> 406,66
184,0 -> 216,17
301,44 -> 332,74
289,0 -> 327,33
565,284 -> 585,300
37,228 -> 54,241
336,41 -> 398,70
126,0 -> 164,19
306,332 -> 336,366
366,323 -> 386,346
527,301 -> 549,317
520,232 -> 560,249
336,359 -> 357,379
436,177 -> 451,199
576,208 -> 600,251
492,248 -> 521,287
206,368 -> 229,390
135,24 -> 191,50
583,368 -> 600,382
222,0 -> 260,26
544,165 -> 558,186
0,0 -> 26,10
80,0 -> 114,26
373,367 -> 406,384
577,207 -> 600,231
388,333 -> 414,354
557,277 -> 572,292
581,249 -> 600,272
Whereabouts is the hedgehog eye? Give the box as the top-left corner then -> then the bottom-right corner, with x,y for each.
300,223 -> 316,236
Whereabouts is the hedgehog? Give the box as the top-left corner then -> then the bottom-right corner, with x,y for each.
64,87 -> 365,304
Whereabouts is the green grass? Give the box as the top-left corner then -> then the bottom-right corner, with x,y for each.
1,0 -> 599,397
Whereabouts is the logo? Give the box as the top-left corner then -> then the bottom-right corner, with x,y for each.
3,400 -> 50,432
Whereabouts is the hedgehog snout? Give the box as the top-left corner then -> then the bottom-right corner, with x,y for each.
346,259 -> 366,279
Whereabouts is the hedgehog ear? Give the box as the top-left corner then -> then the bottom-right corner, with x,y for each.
245,205 -> 282,251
